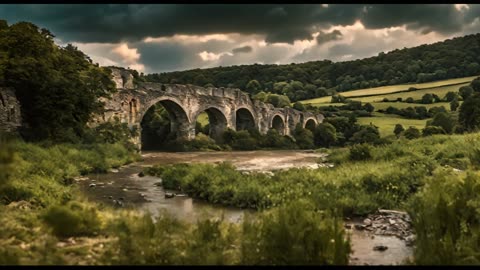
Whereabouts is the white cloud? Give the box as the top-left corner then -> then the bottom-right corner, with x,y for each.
144,34 -> 236,44
198,51 -> 233,61
113,43 -> 141,63
455,4 -> 469,11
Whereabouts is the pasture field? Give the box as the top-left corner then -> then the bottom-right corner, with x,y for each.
300,75 -> 477,106
349,83 -> 469,103
357,112 -> 429,137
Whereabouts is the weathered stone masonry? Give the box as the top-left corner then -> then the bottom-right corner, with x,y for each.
92,68 -> 325,148
0,87 -> 21,133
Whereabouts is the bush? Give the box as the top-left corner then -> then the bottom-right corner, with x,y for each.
422,126 -> 446,137
314,123 -> 337,147
349,144 -> 373,161
43,201 -> 101,238
408,171 -> 480,265
349,125 -> 380,145
394,124 -> 405,138
404,127 -> 421,140
293,124 -> 314,149
428,112 -> 456,134
241,201 -> 350,265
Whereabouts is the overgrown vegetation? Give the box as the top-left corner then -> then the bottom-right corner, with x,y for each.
0,21 -> 116,142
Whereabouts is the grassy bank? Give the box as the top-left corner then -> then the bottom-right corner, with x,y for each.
145,133 -> 480,265
4,132 -> 480,264
0,139 -> 350,265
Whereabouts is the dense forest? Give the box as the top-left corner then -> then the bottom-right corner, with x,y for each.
143,33 -> 480,102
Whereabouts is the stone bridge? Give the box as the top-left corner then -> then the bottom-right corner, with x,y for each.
92,68 -> 324,148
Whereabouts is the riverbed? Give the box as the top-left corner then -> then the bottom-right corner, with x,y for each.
79,150 -> 413,265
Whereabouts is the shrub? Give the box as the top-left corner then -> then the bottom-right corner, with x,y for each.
349,125 -> 380,145
314,123 -> 337,147
394,124 -> 405,138
422,126 -> 446,137
404,127 -> 421,140
428,112 -> 456,134
43,201 -> 101,238
408,171 -> 480,265
349,144 -> 373,161
240,201 -> 350,265
293,124 -> 314,149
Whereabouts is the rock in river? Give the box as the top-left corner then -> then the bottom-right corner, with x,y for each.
165,193 -> 175,199
373,245 -> 388,251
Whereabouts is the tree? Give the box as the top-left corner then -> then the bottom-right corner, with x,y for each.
459,93 -> 480,131
0,22 -> 115,142
444,91 -> 458,102
246,79 -> 261,94
404,127 -> 421,140
363,103 -> 375,113
394,124 -> 405,138
421,94 -> 434,104
459,86 -> 474,100
406,97 -> 415,103
293,101 -> 306,111
293,124 -> 314,149
314,123 -> 337,147
471,77 -> 480,92
349,125 -> 380,145
253,91 -> 268,102
450,99 -> 460,112
428,112 -> 455,134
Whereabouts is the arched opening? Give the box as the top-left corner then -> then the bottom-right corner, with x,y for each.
236,108 -> 255,131
140,99 -> 190,150
305,119 -> 316,132
194,108 -> 228,143
272,115 -> 285,135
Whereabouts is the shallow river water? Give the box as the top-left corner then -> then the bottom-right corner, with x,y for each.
80,150 -> 413,265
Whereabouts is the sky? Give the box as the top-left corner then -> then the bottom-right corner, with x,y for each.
1,4 -> 480,74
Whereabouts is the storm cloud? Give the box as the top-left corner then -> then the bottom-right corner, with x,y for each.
1,4 -> 479,72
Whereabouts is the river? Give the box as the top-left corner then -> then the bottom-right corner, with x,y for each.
79,150 -> 413,265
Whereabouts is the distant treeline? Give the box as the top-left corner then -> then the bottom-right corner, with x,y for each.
142,33 -> 480,102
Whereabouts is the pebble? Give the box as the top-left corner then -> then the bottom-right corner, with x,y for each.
89,183 -> 96,188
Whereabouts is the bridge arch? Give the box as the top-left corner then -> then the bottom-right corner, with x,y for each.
271,114 -> 286,135
236,107 -> 256,131
304,118 -> 317,132
140,97 -> 192,145
193,106 -> 228,142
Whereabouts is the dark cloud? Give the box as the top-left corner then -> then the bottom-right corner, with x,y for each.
232,46 -> 252,54
0,4 -> 476,45
316,29 -> 343,45
360,4 -> 468,35
0,4 -> 363,44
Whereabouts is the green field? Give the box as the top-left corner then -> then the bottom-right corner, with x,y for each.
368,101 -> 455,111
301,75 -> 477,106
349,83 -> 469,103
357,112 -> 429,137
